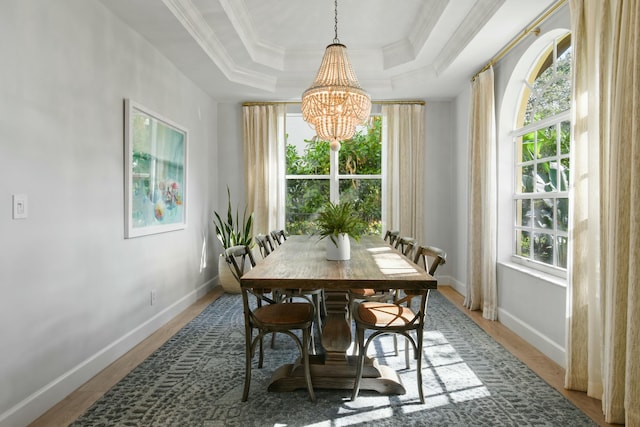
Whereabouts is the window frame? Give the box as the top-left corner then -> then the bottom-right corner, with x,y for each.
510,34 -> 571,279
283,110 -> 383,233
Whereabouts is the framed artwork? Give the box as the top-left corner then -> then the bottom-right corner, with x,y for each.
124,99 -> 188,238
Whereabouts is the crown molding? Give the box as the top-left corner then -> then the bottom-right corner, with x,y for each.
409,0 -> 450,57
163,0 -> 276,91
433,0 -> 505,74
380,0 -> 448,70
218,0 -> 285,70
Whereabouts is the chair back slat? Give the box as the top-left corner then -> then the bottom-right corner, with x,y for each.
413,245 -> 447,276
383,230 -> 400,247
270,229 -> 287,245
395,236 -> 416,258
255,233 -> 274,258
225,245 -> 256,282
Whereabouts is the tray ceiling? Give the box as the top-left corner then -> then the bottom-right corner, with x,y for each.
99,0 -> 557,102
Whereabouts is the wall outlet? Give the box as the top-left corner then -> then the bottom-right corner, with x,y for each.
150,289 -> 157,306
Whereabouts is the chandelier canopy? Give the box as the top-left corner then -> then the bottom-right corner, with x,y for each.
301,1 -> 371,151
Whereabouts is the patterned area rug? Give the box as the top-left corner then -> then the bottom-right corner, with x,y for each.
71,291 -> 596,426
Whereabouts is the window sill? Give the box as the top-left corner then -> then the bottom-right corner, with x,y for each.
498,261 -> 567,288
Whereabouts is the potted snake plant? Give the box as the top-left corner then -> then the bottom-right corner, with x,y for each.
213,186 -> 253,293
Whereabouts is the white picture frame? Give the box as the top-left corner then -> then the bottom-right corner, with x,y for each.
124,99 -> 188,238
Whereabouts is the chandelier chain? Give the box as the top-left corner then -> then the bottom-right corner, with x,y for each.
333,0 -> 339,43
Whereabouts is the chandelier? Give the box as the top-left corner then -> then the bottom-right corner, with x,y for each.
301,0 -> 371,152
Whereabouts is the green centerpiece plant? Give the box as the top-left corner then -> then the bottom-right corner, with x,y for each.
316,201 -> 366,260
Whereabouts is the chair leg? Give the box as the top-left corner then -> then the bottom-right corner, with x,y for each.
242,330 -> 253,401
417,336 -> 424,404
271,290 -> 282,349
405,336 -> 410,369
351,326 -> 366,401
309,294 -> 322,355
314,294 -> 323,330
321,290 -> 327,317
302,327 -> 316,402
348,297 -> 360,356
258,333 -> 264,369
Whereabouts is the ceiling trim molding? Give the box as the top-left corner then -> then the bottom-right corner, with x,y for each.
381,0 -> 449,70
218,0 -> 285,70
433,0 -> 506,74
409,0 -> 450,57
163,0 -> 276,91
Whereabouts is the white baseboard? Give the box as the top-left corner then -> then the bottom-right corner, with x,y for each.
498,307 -> 566,367
436,275 -> 466,296
0,279 -> 216,427
435,277 -> 565,368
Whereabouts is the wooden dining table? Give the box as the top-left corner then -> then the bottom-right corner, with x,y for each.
240,234 -> 437,395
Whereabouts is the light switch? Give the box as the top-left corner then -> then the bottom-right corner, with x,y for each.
12,194 -> 28,219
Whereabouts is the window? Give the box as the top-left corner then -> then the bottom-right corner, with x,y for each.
512,33 -> 571,272
285,112 -> 382,235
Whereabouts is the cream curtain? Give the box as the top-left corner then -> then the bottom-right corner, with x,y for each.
567,1 -> 639,425
382,104 -> 425,245
242,104 -> 286,236
464,67 -> 498,320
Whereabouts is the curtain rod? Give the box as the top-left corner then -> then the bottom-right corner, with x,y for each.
472,0 -> 568,81
242,100 -> 425,107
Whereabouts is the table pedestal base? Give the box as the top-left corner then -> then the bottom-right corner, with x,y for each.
267,355 -> 405,395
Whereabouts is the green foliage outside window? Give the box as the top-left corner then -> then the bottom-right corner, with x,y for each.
286,116 -> 382,235
515,35 -> 571,270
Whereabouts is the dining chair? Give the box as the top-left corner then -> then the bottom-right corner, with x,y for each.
394,236 -> 416,259
254,233 -> 275,258
270,229 -> 287,246
413,245 -> 447,276
263,229 -> 324,352
347,231 -> 406,335
347,233 -> 403,354
225,245 -> 316,402
390,244 -> 446,367
352,245 -> 446,403
351,285 -> 432,403
394,245 -> 448,368
383,229 -> 400,247
390,245 -> 447,363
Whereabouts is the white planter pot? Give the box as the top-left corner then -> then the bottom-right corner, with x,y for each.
218,254 -> 241,294
326,233 -> 350,260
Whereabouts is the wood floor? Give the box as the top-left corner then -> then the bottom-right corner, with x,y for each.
30,285 -> 613,427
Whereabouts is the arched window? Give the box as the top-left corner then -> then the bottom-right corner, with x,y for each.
512,33 -> 571,272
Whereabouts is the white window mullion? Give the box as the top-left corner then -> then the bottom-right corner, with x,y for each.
330,150 -> 339,203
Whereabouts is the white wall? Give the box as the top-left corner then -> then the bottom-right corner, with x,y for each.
452,4 -> 571,366
0,1 -> 218,425
451,89 -> 471,294
217,103 -> 245,209
423,101 -> 457,282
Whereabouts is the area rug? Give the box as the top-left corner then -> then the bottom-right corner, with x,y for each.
70,291 -> 596,426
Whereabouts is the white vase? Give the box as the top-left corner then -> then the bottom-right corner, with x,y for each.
326,233 -> 350,260
218,254 -> 241,294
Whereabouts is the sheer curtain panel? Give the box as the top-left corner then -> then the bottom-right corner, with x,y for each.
382,104 -> 425,246
464,67 -> 498,320
243,104 -> 286,236
567,1 -> 639,424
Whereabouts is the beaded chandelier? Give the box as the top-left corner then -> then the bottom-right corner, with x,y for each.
301,0 -> 371,152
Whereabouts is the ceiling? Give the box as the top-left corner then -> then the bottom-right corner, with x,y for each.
99,0 -> 556,103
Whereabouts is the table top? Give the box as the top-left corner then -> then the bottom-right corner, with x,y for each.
241,234 -> 437,291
